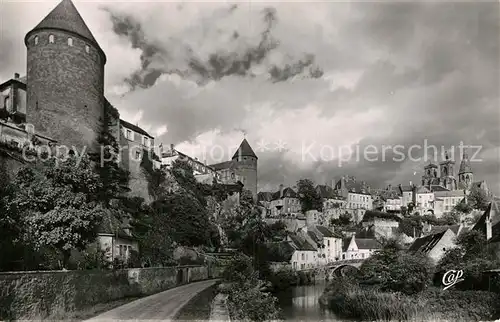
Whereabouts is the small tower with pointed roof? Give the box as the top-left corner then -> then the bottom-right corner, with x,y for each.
24,0 -> 106,152
458,148 -> 473,192
231,138 -> 258,199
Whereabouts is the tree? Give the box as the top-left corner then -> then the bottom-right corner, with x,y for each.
454,200 -> 473,214
360,242 -> 433,294
296,179 -> 322,212
468,188 -> 490,211
5,155 -> 106,268
89,104 -> 130,205
399,214 -> 424,238
223,254 -> 281,322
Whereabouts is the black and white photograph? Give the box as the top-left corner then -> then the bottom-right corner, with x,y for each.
0,0 -> 499,321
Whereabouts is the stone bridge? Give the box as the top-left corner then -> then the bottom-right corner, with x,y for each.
298,259 -> 365,280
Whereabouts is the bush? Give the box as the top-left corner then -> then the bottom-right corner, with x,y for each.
222,255 -> 281,322
320,277 -> 500,321
360,246 -> 433,294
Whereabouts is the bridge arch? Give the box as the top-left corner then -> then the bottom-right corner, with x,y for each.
328,264 -> 361,278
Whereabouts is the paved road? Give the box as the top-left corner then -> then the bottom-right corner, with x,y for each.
85,279 -> 218,321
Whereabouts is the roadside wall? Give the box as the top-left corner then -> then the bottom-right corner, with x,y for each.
0,265 -> 221,320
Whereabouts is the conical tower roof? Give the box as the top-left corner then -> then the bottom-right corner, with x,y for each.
25,0 -> 106,61
232,139 -> 258,160
459,150 -> 473,174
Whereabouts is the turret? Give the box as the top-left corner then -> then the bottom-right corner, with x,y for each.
231,138 -> 258,199
24,0 -> 106,153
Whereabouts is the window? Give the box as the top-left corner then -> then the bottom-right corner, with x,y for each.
135,151 -> 141,159
301,253 -> 305,260
68,38 -> 73,46
143,136 -> 150,147
327,240 -> 330,247
34,36 -> 39,45
85,45 -> 90,53
3,96 -> 10,111
49,34 -> 54,43
125,128 -> 134,140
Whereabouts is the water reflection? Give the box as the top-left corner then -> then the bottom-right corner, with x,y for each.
275,281 -> 339,321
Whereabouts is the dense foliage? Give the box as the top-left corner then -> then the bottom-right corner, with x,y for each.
222,254 -> 281,322
296,178 -> 322,212
3,155 -> 106,268
437,229 -> 500,290
467,188 -> 490,211
359,240 -> 434,295
89,104 -> 130,205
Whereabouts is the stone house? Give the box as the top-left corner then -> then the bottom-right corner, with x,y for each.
408,228 -> 457,264
269,184 -> 301,217
342,236 -> 381,260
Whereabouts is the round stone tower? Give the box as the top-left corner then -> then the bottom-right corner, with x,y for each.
232,139 -> 258,199
24,0 -> 106,153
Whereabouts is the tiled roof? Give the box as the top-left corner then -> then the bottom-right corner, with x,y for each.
271,187 -> 298,200
232,139 -> 257,159
316,185 -> 343,199
472,202 -> 500,237
429,225 -> 460,235
355,238 -> 382,250
408,230 -> 446,253
26,0 -> 101,52
257,191 -> 273,202
307,231 -> 322,244
316,225 -> 342,238
266,241 -> 296,262
98,209 -> 136,241
210,160 -> 235,170
289,234 -> 316,251
430,185 -> 450,192
342,237 -> 352,252
120,119 -> 153,138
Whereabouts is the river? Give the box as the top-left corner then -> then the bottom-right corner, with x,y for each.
275,281 -> 339,321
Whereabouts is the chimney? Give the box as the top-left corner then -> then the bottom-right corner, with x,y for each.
170,143 -> 174,152
14,73 -> 19,79
486,213 -> 493,241
279,184 -> 284,198
409,181 -> 412,187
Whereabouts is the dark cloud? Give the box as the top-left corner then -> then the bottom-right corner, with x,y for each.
104,5 -> 326,87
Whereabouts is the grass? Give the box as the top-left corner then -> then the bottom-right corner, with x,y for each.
320,278 -> 500,322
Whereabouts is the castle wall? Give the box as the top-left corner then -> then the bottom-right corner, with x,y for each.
26,30 -> 104,154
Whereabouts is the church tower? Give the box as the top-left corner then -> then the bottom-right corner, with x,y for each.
439,151 -> 457,190
421,162 -> 438,187
232,139 -> 258,199
458,148 -> 473,191
24,0 -> 106,152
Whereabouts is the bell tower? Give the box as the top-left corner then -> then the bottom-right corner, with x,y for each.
458,148 -> 473,192
439,151 -> 457,190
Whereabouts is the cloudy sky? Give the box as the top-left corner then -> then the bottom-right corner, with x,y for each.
1,0 -> 499,194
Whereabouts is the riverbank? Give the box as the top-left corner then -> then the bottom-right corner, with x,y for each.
319,277 -> 500,321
